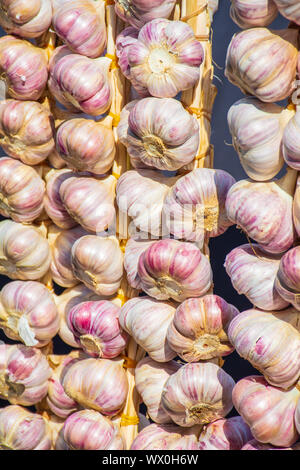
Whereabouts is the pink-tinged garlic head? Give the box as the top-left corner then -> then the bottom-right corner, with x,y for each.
228,309 -> 300,389
59,175 -> 116,233
230,0 -> 278,28
0,0 -> 52,38
293,175 -> 300,237
273,0 -> 300,24
295,393 -> 300,435
225,28 -> 298,102
136,239 -> 213,302
0,280 -> 59,347
130,423 -> 200,450
0,36 -> 48,101
242,439 -> 293,450
0,100 -> 55,166
161,362 -> 235,427
120,297 -> 176,362
233,376 -> 300,447
67,300 -> 128,359
135,357 -> 181,423
127,19 -> 204,98
198,417 -> 253,450
48,46 -> 111,116
56,118 -> 115,175
52,0 -> 106,58
124,238 -> 156,289
71,235 -> 123,296
275,246 -> 300,310
163,169 -> 236,246
118,98 -> 200,171
62,357 -> 128,416
115,0 -> 176,29
283,109 -> 300,171
0,405 -> 52,450
167,295 -> 238,362
225,244 -> 289,311
0,220 -> 51,281
0,343 -> 51,406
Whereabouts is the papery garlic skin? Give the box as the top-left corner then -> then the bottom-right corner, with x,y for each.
131,423 -> 200,450
242,439 -> 292,450
120,297 -> 176,362
225,28 -> 298,103
275,246 -> 300,310
167,296 -> 238,362
225,244 -> 289,311
295,395 -> 300,434
0,0 -> 52,38
56,118 -> 115,175
124,238 -> 156,289
0,36 -> 48,101
293,176 -> 300,238
233,376 -> 300,447
283,109 -> 300,171
118,98 -> 200,171
0,220 -> 51,281
230,0 -> 278,28
115,0 -> 176,29
71,235 -> 123,296
273,0 -> 300,25
0,405 -> 51,450
228,309 -> 300,389
62,357 -> 128,416
0,100 -> 55,166
198,417 -> 253,450
162,362 -> 235,427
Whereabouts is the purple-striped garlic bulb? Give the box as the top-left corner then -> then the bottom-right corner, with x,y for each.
52,0 -> 106,58
228,309 -> 300,389
71,235 -> 123,296
131,423 -> 200,450
0,36 -> 48,101
62,357 -> 128,416
225,244 -> 289,311
59,175 -> 116,233
283,109 -> 300,171
233,376 -> 300,447
0,280 -> 59,347
48,46 -> 111,116
228,98 -> 294,181
118,98 -> 200,171
56,118 -> 115,175
124,238 -> 156,289
0,343 -> 51,406
293,175 -> 300,238
225,28 -> 298,103
135,357 -> 181,423
0,220 -> 51,281
0,100 -> 55,166
119,297 -> 176,362
134,238 -> 213,302
115,0 -> 176,29
0,0 -> 52,38
225,169 -> 297,254
55,409 -> 124,450
126,19 -> 204,98
198,417 -> 253,450
167,295 -> 238,362
273,0 -> 300,24
230,0 -> 278,28
275,246 -> 300,310
161,362 -> 235,427
163,168 -> 236,246
242,440 -> 293,450
0,405 -> 52,450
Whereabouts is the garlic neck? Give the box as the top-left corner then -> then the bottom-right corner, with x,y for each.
189,403 -> 221,425
156,276 -> 183,299
80,334 -> 103,357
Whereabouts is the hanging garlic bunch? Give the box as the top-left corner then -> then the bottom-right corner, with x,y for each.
131,423 -> 200,450
225,28 -> 298,103
273,0 -> 300,24
118,98 -> 200,171
0,0 -> 52,38
275,246 -> 300,310
198,417 -> 253,450
114,0 -> 177,29
227,98 -> 294,181
230,0 -> 278,28
283,108 -> 300,171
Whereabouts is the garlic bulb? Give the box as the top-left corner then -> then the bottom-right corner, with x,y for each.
167,295 -> 238,362
62,357 -> 128,416
115,0 -> 177,29
52,0 -> 106,58
48,46 -> 111,116
124,238 -> 155,289
0,36 -> 48,101
242,440 -> 292,450
295,394 -> 300,434
118,98 -> 200,171
56,118 -> 115,175
120,297 -> 176,362
225,244 -> 289,311
0,343 -> 51,406
273,0 -> 300,24
0,220 -> 51,281
131,423 -> 200,450
275,246 -> 300,310
161,362 -> 235,427
225,28 -> 298,103
283,109 -> 300,171
126,19 -> 204,98
228,98 -> 294,181
198,417 -> 253,450
0,0 -> 52,38
71,235 -> 123,296
0,280 -> 59,347
233,375 -> 300,447
228,309 -> 300,389
230,0 -> 278,28
0,100 -> 55,166
293,176 -> 300,238
0,405 -> 51,450
163,168 -> 236,245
